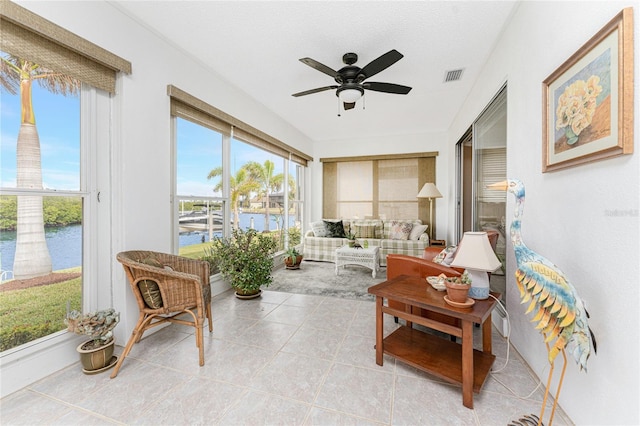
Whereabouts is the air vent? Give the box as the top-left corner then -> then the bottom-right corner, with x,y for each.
444,68 -> 464,82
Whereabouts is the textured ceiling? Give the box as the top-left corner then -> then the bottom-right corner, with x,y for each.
111,1 -> 518,142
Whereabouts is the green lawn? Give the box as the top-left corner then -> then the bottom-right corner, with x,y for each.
0,273 -> 81,352
179,242 -> 210,259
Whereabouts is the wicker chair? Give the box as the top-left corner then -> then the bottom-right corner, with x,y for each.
110,250 -> 213,378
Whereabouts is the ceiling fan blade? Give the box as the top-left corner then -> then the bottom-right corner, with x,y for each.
292,86 -> 338,97
299,57 -> 338,78
364,82 -> 412,95
358,49 -> 404,80
343,102 -> 356,110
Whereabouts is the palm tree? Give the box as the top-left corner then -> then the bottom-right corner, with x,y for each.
245,160 -> 285,231
0,54 -> 79,279
207,166 -> 259,229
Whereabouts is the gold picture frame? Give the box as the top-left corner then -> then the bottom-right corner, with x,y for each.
542,7 -> 634,172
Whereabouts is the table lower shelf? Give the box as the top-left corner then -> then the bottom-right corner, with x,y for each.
383,326 -> 495,393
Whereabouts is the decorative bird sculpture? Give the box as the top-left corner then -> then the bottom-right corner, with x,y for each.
488,179 -> 596,426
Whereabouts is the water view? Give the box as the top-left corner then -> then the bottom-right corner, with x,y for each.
0,213 -> 296,276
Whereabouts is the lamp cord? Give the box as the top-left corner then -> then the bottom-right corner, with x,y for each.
488,293 -> 546,401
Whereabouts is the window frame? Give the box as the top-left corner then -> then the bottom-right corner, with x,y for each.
0,84 -> 111,397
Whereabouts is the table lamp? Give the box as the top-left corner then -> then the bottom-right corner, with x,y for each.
450,231 -> 501,299
416,182 -> 442,239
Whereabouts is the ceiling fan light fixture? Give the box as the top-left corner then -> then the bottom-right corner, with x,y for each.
337,87 -> 363,103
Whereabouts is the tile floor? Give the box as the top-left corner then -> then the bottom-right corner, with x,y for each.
1,289 -> 573,425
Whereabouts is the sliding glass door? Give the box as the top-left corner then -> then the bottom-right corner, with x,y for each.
456,86 -> 507,274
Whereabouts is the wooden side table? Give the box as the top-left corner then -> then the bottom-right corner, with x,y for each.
368,275 -> 499,409
430,239 -> 447,247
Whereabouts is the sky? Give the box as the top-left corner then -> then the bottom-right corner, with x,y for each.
1,82 -> 288,196
1,83 -> 80,190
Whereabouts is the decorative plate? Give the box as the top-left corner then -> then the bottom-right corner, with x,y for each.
426,276 -> 447,291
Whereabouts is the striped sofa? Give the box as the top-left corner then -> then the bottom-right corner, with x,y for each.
303,219 -> 430,267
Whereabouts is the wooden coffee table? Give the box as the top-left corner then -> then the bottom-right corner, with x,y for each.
368,275 -> 499,409
335,245 -> 380,278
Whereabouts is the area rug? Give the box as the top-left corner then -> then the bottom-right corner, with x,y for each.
268,261 -> 387,301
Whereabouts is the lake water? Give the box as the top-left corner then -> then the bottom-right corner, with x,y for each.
0,213 -> 295,275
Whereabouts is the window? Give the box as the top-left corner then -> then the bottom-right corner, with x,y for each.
336,161 -> 373,218
378,158 -> 420,219
287,161 -> 304,247
169,86 -> 309,258
0,2 -> 131,393
174,117 -> 225,258
322,153 -> 436,230
1,57 -> 86,352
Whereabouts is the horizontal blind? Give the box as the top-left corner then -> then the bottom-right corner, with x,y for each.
167,85 -> 311,166
0,1 -> 131,94
478,148 -> 507,202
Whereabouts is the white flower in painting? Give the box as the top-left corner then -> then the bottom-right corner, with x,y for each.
555,75 -> 602,136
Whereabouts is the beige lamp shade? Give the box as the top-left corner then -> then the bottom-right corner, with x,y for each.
417,183 -> 443,199
450,231 -> 500,300
450,231 -> 501,271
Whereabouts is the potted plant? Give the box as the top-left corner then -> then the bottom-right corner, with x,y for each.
66,308 -> 120,374
207,228 -> 277,299
444,271 -> 472,303
283,246 -> 303,269
346,231 -> 357,248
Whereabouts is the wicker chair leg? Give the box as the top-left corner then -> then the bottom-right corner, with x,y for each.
206,304 -> 213,332
197,325 -> 205,366
110,314 -> 149,378
111,330 -> 141,378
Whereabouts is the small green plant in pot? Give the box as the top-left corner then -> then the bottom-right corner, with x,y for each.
66,308 -> 120,374
207,228 -> 277,298
346,231 -> 357,248
444,271 -> 472,303
283,246 -> 303,269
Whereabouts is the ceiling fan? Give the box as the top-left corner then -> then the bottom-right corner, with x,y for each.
292,49 -> 412,111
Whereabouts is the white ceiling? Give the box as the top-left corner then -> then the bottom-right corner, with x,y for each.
111,1 -> 518,142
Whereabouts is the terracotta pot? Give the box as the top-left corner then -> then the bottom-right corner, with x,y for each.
445,281 -> 470,303
284,255 -> 303,269
77,338 -> 115,372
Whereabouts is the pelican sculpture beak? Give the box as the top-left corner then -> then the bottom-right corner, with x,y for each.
487,180 -> 509,191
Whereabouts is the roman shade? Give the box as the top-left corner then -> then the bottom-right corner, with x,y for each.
0,0 -> 131,94
167,85 -> 312,166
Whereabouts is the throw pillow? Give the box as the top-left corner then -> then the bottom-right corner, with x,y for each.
311,220 -> 328,237
353,225 -> 376,239
138,279 -> 163,309
389,221 -> 413,240
433,245 -> 457,266
324,220 -> 347,238
409,224 -> 428,241
141,256 -> 163,269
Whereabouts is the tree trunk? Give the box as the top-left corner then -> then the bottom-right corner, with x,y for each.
264,193 -> 270,231
13,123 -> 52,279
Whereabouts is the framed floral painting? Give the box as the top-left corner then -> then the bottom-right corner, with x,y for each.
542,7 -> 633,172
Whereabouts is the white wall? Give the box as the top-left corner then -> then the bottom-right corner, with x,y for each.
449,2 -> 639,424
